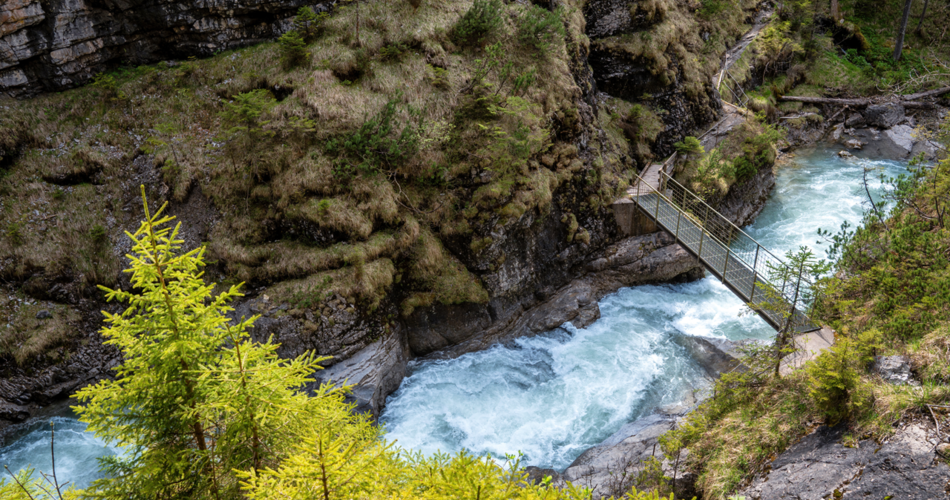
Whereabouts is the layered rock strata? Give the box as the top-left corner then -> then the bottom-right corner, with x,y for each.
1,0 -> 330,97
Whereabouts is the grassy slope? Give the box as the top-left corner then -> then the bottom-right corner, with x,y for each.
0,0 -> 640,367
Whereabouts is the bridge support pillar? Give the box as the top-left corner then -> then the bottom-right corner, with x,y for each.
612,198 -> 656,236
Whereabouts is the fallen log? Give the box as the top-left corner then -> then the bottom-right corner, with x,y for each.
777,96 -> 935,109
778,96 -> 869,106
902,85 -> 950,101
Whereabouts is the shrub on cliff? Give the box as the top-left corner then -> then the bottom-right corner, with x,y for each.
278,30 -> 309,69
453,0 -> 504,47
517,4 -> 566,55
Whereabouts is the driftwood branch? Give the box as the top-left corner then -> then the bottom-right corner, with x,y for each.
902,85 -> 950,101
777,96 -> 936,109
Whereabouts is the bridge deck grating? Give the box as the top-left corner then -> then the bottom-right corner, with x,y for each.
630,175 -> 819,334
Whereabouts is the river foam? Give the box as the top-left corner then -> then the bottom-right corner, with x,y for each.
379,148 -> 907,469
0,148 -> 909,480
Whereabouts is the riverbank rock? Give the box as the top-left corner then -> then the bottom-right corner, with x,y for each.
0,402 -> 30,423
739,421 -> 950,499
872,355 -> 917,386
865,103 -> 905,129
672,335 -> 746,378
311,327 -> 409,418
562,414 -> 697,500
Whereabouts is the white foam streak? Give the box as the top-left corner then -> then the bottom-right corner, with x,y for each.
380,148 -> 907,469
0,148 -> 910,476
0,416 -> 118,490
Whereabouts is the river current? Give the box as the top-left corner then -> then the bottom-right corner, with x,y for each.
0,148 -> 906,486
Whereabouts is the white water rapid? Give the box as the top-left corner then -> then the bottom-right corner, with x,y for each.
378,148 -> 907,469
0,148 -> 908,484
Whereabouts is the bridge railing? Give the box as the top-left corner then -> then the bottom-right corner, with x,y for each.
632,168 -> 819,333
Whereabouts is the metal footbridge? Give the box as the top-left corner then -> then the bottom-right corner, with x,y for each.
627,161 -> 820,334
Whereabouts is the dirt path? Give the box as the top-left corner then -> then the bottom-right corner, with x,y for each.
716,6 -> 775,89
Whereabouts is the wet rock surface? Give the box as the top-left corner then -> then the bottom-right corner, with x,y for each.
740,422 -> 950,500
0,0 -> 332,97
416,231 -> 705,362
717,160 -> 776,228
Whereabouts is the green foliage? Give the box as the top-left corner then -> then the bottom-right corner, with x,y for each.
327,96 -> 422,179
91,73 -> 123,99
453,0 -> 504,47
673,136 -> 704,156
73,188 -> 333,499
278,30 -> 309,69
806,338 -> 865,423
221,89 -> 277,134
5,221 -> 23,246
698,0 -> 734,18
426,64 -> 451,89
379,42 -> 409,61
293,6 -> 327,42
88,223 -> 106,245
517,5 -> 566,54
733,121 -> 781,181
242,448 -> 597,499
0,465 -> 81,500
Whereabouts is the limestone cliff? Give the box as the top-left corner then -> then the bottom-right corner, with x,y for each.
0,0 -> 770,425
1,0 -> 328,97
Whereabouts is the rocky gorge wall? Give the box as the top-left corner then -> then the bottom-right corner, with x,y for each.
0,0 -> 330,97
0,0 -> 773,430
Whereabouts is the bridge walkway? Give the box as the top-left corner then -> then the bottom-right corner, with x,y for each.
628,162 -> 820,335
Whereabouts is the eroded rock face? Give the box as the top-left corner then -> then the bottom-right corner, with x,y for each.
740,422 -> 950,499
411,231 -> 704,362
0,0 -> 330,97
584,0 -> 723,161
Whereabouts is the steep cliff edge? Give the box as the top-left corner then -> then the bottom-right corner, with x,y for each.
0,0 -> 772,426
0,0 -> 329,97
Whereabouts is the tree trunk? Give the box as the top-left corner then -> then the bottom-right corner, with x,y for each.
914,0 -> 930,34
831,0 -> 841,21
894,0 -> 914,61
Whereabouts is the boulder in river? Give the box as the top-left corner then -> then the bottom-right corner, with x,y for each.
672,334 -> 747,379
865,103 -> 905,129
843,138 -> 864,150
883,124 -> 916,154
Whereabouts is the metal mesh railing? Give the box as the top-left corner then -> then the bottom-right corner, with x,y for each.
631,168 -> 820,334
